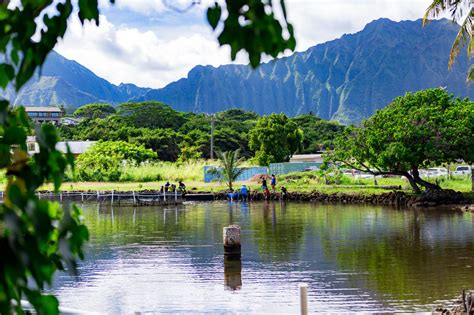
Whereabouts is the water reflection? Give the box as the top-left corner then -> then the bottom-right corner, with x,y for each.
51,202 -> 474,313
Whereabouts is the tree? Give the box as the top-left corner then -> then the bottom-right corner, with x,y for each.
0,0 -> 294,312
424,0 -> 473,80
208,149 -> 245,190
291,114 -> 345,153
76,141 -> 157,181
73,103 -> 116,120
328,88 -> 474,193
249,113 -> 303,166
115,101 -> 187,129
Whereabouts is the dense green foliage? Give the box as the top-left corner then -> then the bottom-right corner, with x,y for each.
292,114 -> 345,153
328,88 -> 474,193
249,113 -> 304,166
60,105 -> 342,168
73,103 -> 116,120
76,141 -> 157,181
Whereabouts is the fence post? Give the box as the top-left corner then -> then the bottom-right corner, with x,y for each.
81,192 -> 84,203
133,191 -> 136,205
164,190 -> 166,202
97,190 -> 99,201
111,190 -> 114,205
175,189 -> 178,204
299,283 -> 308,315
60,191 -> 63,202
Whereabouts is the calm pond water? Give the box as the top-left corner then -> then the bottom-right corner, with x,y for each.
51,201 -> 474,314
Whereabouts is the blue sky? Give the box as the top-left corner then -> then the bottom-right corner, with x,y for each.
54,0 -> 434,89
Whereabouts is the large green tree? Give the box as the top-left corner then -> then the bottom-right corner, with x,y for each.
291,114 -> 345,153
249,113 -> 303,166
0,0 -> 295,313
73,103 -> 116,120
328,88 -> 474,193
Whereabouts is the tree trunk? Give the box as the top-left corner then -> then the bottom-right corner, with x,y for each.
412,167 -> 442,191
402,172 -> 421,194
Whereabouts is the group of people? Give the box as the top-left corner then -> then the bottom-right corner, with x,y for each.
160,181 -> 186,194
226,174 -> 289,201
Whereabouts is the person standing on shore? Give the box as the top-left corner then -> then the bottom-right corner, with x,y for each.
271,174 -> 276,192
262,177 -> 268,191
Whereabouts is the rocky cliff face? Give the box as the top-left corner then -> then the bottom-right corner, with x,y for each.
135,18 -> 473,123
4,18 -> 473,123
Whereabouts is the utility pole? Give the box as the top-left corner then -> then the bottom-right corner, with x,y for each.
210,114 -> 215,160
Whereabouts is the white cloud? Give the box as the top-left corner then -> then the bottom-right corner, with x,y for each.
55,0 -> 442,89
55,14 -> 237,88
285,0 -> 433,51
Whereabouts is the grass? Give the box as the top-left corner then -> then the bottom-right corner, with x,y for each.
0,162 -> 472,195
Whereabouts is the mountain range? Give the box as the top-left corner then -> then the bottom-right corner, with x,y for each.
3,18 -> 473,124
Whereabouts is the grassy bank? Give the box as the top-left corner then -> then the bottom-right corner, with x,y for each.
0,161 -> 471,196
29,174 -> 472,197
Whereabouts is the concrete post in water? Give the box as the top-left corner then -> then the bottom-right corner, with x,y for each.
175,189 -> 178,204
81,192 -> 84,203
223,225 -> 241,256
164,190 -> 166,202
133,191 -> 136,205
299,283 -> 308,315
97,190 -> 99,201
111,190 -> 114,205
60,191 -> 63,202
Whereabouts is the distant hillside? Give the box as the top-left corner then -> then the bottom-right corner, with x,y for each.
3,18 -> 473,123
5,51 -> 150,111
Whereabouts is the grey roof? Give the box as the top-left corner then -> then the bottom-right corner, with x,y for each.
24,106 -> 62,112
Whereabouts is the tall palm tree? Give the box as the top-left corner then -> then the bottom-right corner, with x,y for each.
423,0 -> 473,80
208,149 -> 245,190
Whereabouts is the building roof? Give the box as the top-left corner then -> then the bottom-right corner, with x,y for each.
56,141 -> 96,154
289,154 -> 324,163
24,106 -> 62,112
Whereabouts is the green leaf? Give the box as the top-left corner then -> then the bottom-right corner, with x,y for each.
207,4 -> 222,29
0,64 -> 14,89
78,0 -> 100,24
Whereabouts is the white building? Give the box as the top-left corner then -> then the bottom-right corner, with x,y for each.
27,136 -> 95,157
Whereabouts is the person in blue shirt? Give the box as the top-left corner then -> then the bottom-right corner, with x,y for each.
271,174 -> 277,192
227,189 -> 234,201
232,189 -> 240,201
240,184 -> 249,201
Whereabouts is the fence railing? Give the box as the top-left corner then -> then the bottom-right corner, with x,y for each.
0,190 -> 184,206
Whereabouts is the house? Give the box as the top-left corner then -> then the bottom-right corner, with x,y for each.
24,106 -> 63,125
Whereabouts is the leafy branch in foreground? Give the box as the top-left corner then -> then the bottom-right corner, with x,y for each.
423,0 -> 473,80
